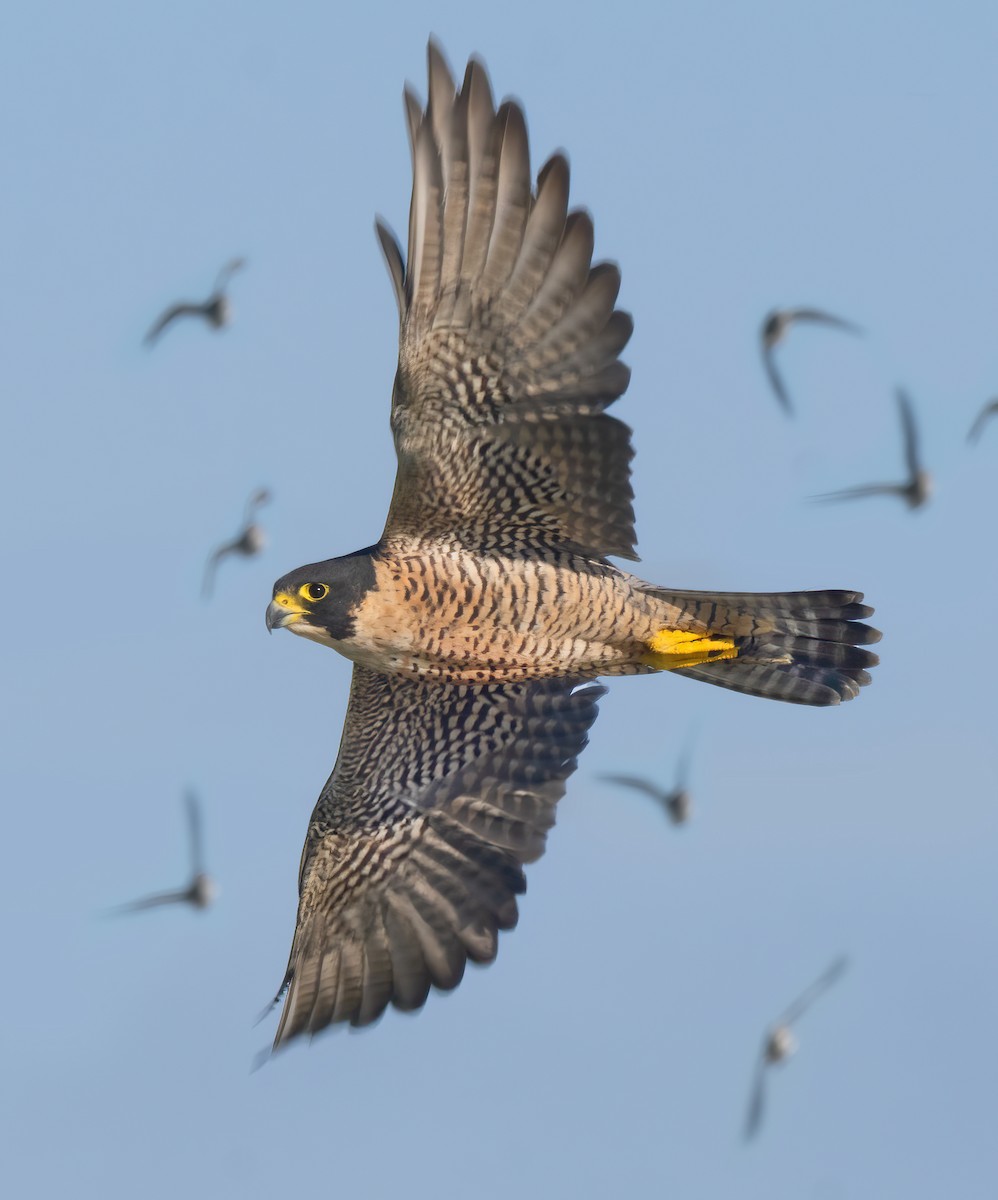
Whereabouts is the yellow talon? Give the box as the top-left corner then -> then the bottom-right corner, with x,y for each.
642,627 -> 739,671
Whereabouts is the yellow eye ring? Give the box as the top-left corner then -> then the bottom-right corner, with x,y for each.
299,583 -> 329,602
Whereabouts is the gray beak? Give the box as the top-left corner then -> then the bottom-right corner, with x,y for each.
266,595 -> 304,633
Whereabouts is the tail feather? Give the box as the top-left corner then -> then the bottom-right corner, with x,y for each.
641,588 -> 880,706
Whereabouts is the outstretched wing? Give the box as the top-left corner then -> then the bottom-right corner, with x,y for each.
377,42 -> 636,561
184,790 -> 204,877
967,399 -> 998,444
143,302 -> 205,346
599,774 -> 665,803
762,342 -> 793,415
106,888 -> 190,915
269,665 -> 604,1050
778,955 -> 849,1026
201,538 -> 239,599
809,483 -> 900,503
743,1049 -> 769,1141
896,388 -> 921,478
788,308 -> 863,335
213,256 -> 246,292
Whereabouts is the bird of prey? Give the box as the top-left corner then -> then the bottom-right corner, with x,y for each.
811,388 -> 931,510
203,487 -> 271,599
744,956 -> 849,1141
967,397 -> 998,444
144,257 -> 246,346
760,307 -> 863,415
109,791 -> 217,915
601,738 -> 695,825
262,43 -> 880,1052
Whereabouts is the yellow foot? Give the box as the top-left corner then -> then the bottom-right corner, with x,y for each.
641,627 -> 739,671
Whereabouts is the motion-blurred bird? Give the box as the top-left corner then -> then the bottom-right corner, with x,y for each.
262,43 -> 879,1052
811,388 -> 931,510
967,398 -> 998,444
744,956 -> 849,1141
203,487 -> 271,599
144,257 -> 246,346
109,791 -> 217,915
761,307 -> 863,415
601,739 -> 694,825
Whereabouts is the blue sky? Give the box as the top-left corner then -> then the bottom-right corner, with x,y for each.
3,2 -> 997,1196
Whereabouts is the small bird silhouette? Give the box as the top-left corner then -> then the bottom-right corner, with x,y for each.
760,307 -> 863,416
144,257 -> 246,346
109,791 -> 217,915
811,388 -> 931,510
967,398 -> 998,444
203,487 -> 271,599
743,955 -> 849,1142
601,738 -> 694,825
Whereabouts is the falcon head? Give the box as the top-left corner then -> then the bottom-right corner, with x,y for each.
266,550 -> 376,647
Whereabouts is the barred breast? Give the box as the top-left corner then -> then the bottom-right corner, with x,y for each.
347,549 -> 658,684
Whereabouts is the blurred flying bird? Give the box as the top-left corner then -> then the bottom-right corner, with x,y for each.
811,389 -> 931,510
260,42 -> 880,1055
203,487 -> 271,599
967,398 -> 998,444
744,956 -> 849,1141
144,257 -> 246,346
109,791 -> 217,915
601,738 -> 695,825
760,307 -> 863,415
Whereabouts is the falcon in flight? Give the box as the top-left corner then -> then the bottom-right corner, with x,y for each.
263,44 -> 880,1051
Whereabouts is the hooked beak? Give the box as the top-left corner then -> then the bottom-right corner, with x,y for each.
266,592 -> 305,633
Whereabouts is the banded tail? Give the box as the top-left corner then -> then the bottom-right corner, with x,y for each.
639,588 -> 880,706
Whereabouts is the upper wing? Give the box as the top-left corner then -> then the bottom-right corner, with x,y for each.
143,302 -> 203,346
779,955 -> 849,1026
762,342 -> 793,414
213,256 -> 246,292
599,774 -> 665,803
184,790 -> 204,876
788,308 -> 863,335
377,42 -> 637,560
809,483 -> 900,502
896,388 -> 921,477
243,486 -> 271,525
270,665 -> 604,1050
107,889 -> 190,914
967,399 -> 998,443
743,1050 -> 769,1141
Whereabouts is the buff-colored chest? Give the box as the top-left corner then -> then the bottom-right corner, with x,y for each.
344,551 -> 655,684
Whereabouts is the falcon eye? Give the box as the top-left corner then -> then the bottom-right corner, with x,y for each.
300,583 -> 329,602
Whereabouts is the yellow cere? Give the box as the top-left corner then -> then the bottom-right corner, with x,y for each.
272,591 -> 304,613
642,627 -> 739,671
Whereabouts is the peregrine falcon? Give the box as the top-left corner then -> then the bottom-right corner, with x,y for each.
263,44 -> 880,1050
